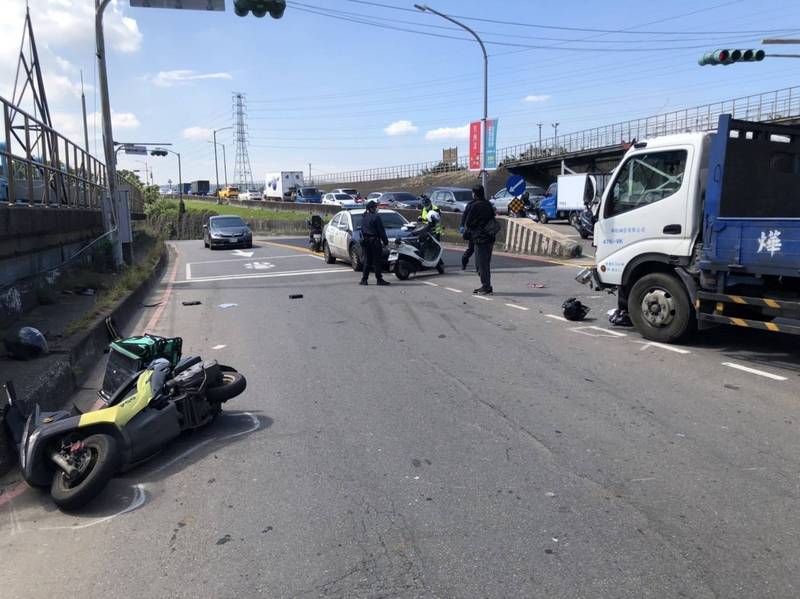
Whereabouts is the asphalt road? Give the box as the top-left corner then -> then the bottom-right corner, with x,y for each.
3,237 -> 800,598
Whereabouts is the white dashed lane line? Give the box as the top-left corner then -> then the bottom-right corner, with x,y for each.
444,287 -> 463,293
505,303 -> 530,311
422,281 -> 439,287
472,295 -> 493,301
545,314 -> 568,322
634,341 -> 691,354
721,362 -> 788,381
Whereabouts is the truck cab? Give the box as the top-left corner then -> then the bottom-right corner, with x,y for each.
584,115 -> 800,343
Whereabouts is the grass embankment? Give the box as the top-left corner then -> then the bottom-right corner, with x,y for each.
65,231 -> 164,336
182,199 -> 316,222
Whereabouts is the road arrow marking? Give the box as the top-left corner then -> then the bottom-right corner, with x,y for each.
232,249 -> 254,258
244,261 -> 275,270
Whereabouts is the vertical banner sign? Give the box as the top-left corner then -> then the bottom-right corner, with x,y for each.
469,121 -> 482,171
484,119 -> 498,170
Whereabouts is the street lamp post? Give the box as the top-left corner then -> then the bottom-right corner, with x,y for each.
552,122 -> 559,149
213,126 -> 233,199
415,3 -> 488,192
537,123 -> 542,153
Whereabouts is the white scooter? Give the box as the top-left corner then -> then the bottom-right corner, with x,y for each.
388,221 -> 445,280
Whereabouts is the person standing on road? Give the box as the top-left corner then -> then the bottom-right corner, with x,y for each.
359,199 -> 390,286
465,184 -> 499,295
460,196 -> 476,270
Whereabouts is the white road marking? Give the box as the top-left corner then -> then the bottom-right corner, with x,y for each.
178,268 -> 345,284
721,362 -> 788,381
505,303 -> 529,311
185,262 -> 192,280
635,341 -> 691,354
569,325 -> 628,338
188,253 -> 312,267
444,287 -> 463,293
243,261 -> 275,270
212,344 -> 226,350
472,295 -> 493,301
422,281 -> 439,287
231,249 -> 254,258
545,314 -> 568,322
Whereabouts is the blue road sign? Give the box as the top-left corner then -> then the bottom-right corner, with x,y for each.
506,175 -> 526,196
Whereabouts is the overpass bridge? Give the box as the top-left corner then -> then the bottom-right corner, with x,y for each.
313,86 -> 800,186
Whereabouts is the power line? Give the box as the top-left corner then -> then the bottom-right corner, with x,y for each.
289,4 -> 765,52
342,0 -> 799,35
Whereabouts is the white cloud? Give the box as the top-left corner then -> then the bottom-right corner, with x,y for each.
383,120 -> 418,136
182,126 -> 213,141
524,94 -> 550,103
151,70 -> 234,87
425,125 -> 470,141
110,110 -> 140,129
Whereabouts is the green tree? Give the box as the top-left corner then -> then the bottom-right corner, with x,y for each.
118,169 -> 143,190
143,184 -> 160,205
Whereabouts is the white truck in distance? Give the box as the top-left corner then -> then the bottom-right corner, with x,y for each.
263,171 -> 304,201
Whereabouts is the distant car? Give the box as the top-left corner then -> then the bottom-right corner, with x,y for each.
238,189 -> 262,201
322,209 -> 411,271
203,215 -> 253,249
218,186 -> 239,200
332,187 -> 359,198
491,185 -> 546,214
428,187 -> 473,213
368,191 -> 421,210
322,192 -> 359,209
294,186 -> 322,203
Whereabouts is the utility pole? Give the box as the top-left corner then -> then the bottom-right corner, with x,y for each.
222,144 -> 228,186
552,122 -> 559,148
537,123 -> 542,151
212,126 -> 232,199
95,0 -> 126,266
308,162 -> 312,183
415,4 -> 488,193
80,70 -> 90,154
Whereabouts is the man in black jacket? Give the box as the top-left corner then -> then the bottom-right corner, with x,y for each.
359,200 -> 390,286
464,184 -> 497,295
459,199 -> 476,270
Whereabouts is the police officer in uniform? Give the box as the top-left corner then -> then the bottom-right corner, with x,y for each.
359,199 -> 390,286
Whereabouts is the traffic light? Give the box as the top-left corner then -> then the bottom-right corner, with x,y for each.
233,0 -> 285,18
150,149 -> 168,157
698,48 -> 765,66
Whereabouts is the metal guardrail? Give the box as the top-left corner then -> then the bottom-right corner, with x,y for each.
0,95 -> 107,209
312,86 -> 800,185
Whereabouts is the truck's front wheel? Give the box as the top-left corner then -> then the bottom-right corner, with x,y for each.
629,272 -> 694,343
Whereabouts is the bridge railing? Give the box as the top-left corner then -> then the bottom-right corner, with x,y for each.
0,95 -> 107,209
313,86 -> 800,184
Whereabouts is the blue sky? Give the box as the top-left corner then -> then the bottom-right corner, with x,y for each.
2,0 -> 800,185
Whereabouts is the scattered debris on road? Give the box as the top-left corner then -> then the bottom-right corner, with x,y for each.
289,294 -> 303,299
562,298 -> 590,321
218,303 -> 238,309
182,300 -> 202,306
608,308 -> 632,326
527,282 -> 547,288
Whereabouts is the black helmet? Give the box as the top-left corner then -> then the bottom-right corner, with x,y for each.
4,326 -> 48,360
562,298 -> 590,321
365,199 -> 378,211
421,196 -> 432,208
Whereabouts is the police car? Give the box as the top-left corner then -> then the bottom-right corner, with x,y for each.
322,209 -> 410,271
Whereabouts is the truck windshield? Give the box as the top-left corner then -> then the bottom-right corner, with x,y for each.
300,187 -> 318,195
606,150 -> 687,217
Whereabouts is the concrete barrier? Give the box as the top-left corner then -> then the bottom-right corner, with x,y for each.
503,218 -> 582,259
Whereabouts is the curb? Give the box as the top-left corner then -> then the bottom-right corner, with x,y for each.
19,244 -> 168,414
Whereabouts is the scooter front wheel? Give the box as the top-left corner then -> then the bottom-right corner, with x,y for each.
50,433 -> 119,511
395,260 -> 411,281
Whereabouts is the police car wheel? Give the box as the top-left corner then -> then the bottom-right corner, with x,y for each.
349,244 -> 363,272
323,242 -> 336,264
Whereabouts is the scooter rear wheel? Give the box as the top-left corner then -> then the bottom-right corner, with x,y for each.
50,433 -> 119,510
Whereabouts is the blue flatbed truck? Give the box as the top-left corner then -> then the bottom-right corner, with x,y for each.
582,115 -> 800,342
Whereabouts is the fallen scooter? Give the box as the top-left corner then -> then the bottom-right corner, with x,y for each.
15,337 -> 246,510
388,221 -> 445,280
307,215 -> 323,252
